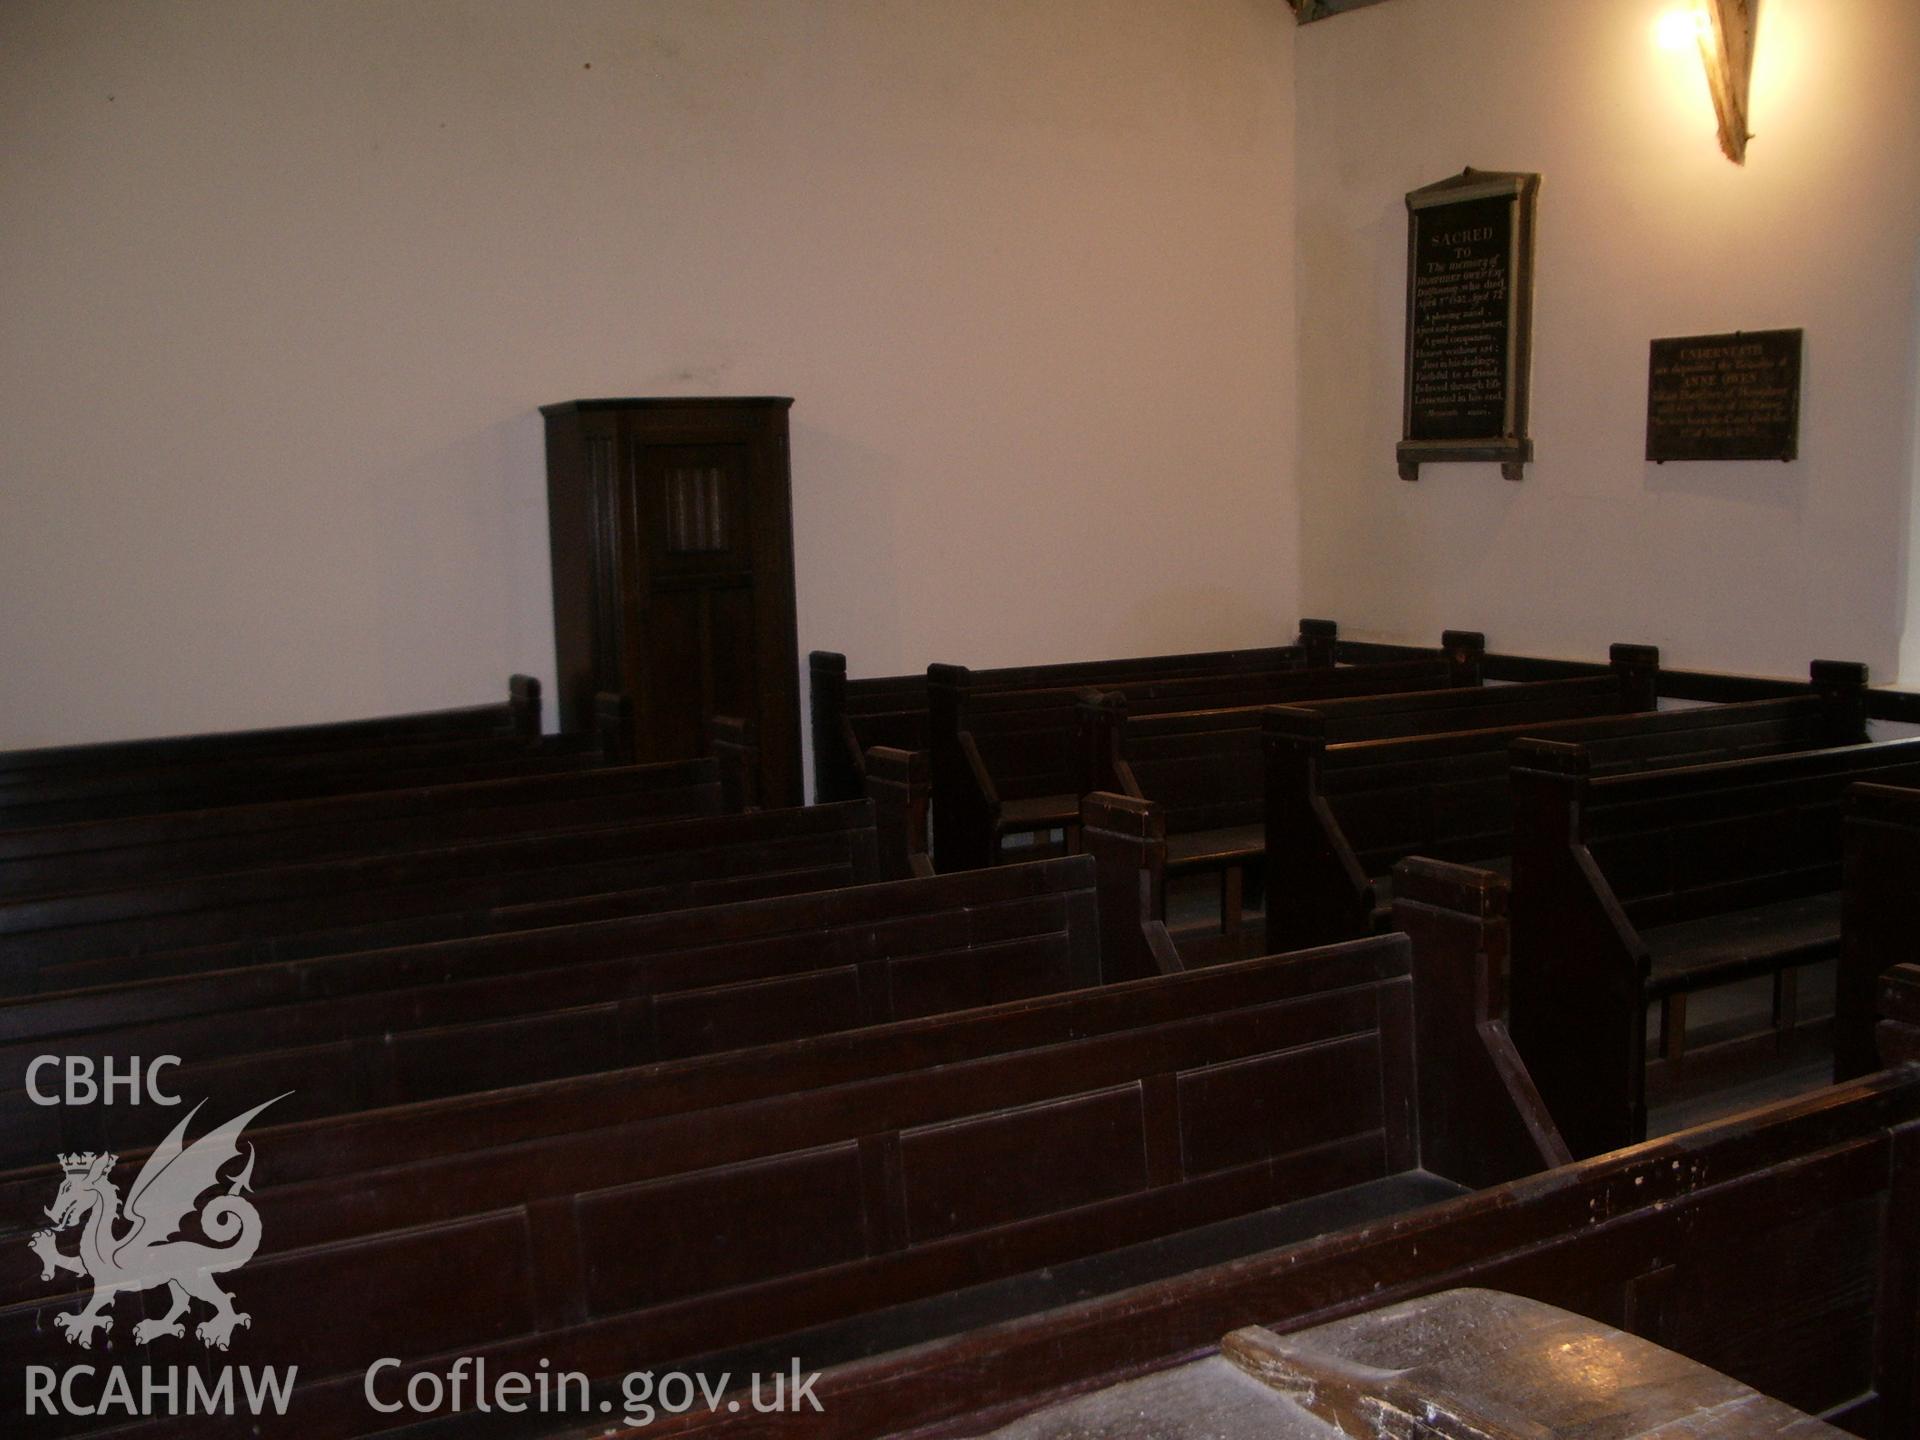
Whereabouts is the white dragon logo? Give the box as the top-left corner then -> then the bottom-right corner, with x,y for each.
28,1095 -> 283,1351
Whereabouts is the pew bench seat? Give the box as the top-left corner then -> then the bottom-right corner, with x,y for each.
1510,732 -> 1920,1156
1642,890 -> 1842,995
1641,890 -> 1842,1065
1001,791 -> 1079,840
1164,824 -> 1264,874
1366,855 -> 1510,931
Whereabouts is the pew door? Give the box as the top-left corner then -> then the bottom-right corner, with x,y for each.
542,397 -> 802,808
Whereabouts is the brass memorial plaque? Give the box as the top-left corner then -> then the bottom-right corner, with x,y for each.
1646,329 -> 1801,462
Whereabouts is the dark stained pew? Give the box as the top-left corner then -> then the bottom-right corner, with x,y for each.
0,879 -> 1531,1335
1879,961 -> 1920,1066
1021,1288 -> 1852,1440
0,686 -> 642,831
0,757 -> 726,897
0,801 -> 881,993
1508,732 -> 1920,1157
666,1058 -> 1920,1440
1836,782 -> 1920,1080
807,620 -> 1342,805
1081,647 -> 1662,948
864,745 -> 933,879
1081,794 -> 1565,1189
2,869 -> 1557,1437
1265,664 -> 1869,956
930,641 -> 1484,875
0,674 -> 542,786
0,857 -> 1104,1164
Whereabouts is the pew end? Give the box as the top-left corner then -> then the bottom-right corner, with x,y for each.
1811,658 -> 1871,743
1264,705 -> 1379,954
592,689 -> 636,764
866,745 -> 933,879
1081,790 -> 1184,983
1607,642 -> 1661,712
1390,857 -> 1570,1187
1839,780 -> 1920,1080
507,673 -> 542,738
1297,616 -> 1338,669
807,649 -> 861,803
707,712 -> 760,812
1441,628 -> 1487,686
1876,962 -> 1920,1068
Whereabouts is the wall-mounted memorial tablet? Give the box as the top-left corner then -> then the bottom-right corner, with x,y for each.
1645,328 -> 1801,462
1396,168 -> 1540,483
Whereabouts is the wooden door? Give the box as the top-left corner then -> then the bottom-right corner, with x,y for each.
543,399 -> 801,808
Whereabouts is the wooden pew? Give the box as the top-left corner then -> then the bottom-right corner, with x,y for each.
0,673 -> 542,785
0,688 -> 640,830
930,638 -> 1484,875
806,620 -> 1342,805
1081,790 -> 1559,1198
864,745 -> 933,879
1010,1289 -> 1855,1440
0,801 -> 881,994
1265,662 -> 1869,956
1879,961 -> 1920,1066
640,1058 -> 1920,1440
0,857 -> 1104,1165
0,882 -> 1530,1330
0,757 -> 726,897
1083,646 -> 1663,950
1,870 -> 1556,1438
1837,782 -> 1920,1080
1508,732 -> 1920,1158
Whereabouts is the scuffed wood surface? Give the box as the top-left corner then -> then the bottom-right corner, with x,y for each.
975,1358 -> 1334,1440
1223,1288 -> 1844,1440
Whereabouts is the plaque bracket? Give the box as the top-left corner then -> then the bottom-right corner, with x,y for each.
1396,167 -> 1540,483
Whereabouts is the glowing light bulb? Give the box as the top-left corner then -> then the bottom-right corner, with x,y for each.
1654,5 -> 1710,53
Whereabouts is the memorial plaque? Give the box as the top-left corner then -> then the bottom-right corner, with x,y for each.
1646,328 -> 1801,462
1397,168 -> 1540,482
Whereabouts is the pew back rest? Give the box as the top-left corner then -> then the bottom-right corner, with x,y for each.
1108,654 -> 1673,843
1292,674 -> 1637,743
1306,694 -> 1857,874
0,738 -> 622,830
0,930 -> 1439,1266
0,933 -> 1426,1429
1117,708 -> 1266,833
651,1068 -> 1920,1440
947,659 -> 1469,808
1836,783 -> 1920,1079
0,675 -> 539,784
0,857 -> 1104,1168
1,802 -> 881,986
0,759 -> 726,897
1578,738 -> 1920,929
810,642 -> 1319,802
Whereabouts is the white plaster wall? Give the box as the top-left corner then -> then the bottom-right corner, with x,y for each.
1294,0 -> 1920,682
0,1 -> 1299,751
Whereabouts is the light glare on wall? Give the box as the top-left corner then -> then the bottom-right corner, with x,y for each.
1654,5 -> 1709,52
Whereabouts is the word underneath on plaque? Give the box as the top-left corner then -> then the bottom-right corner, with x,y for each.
1646,329 -> 1801,463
